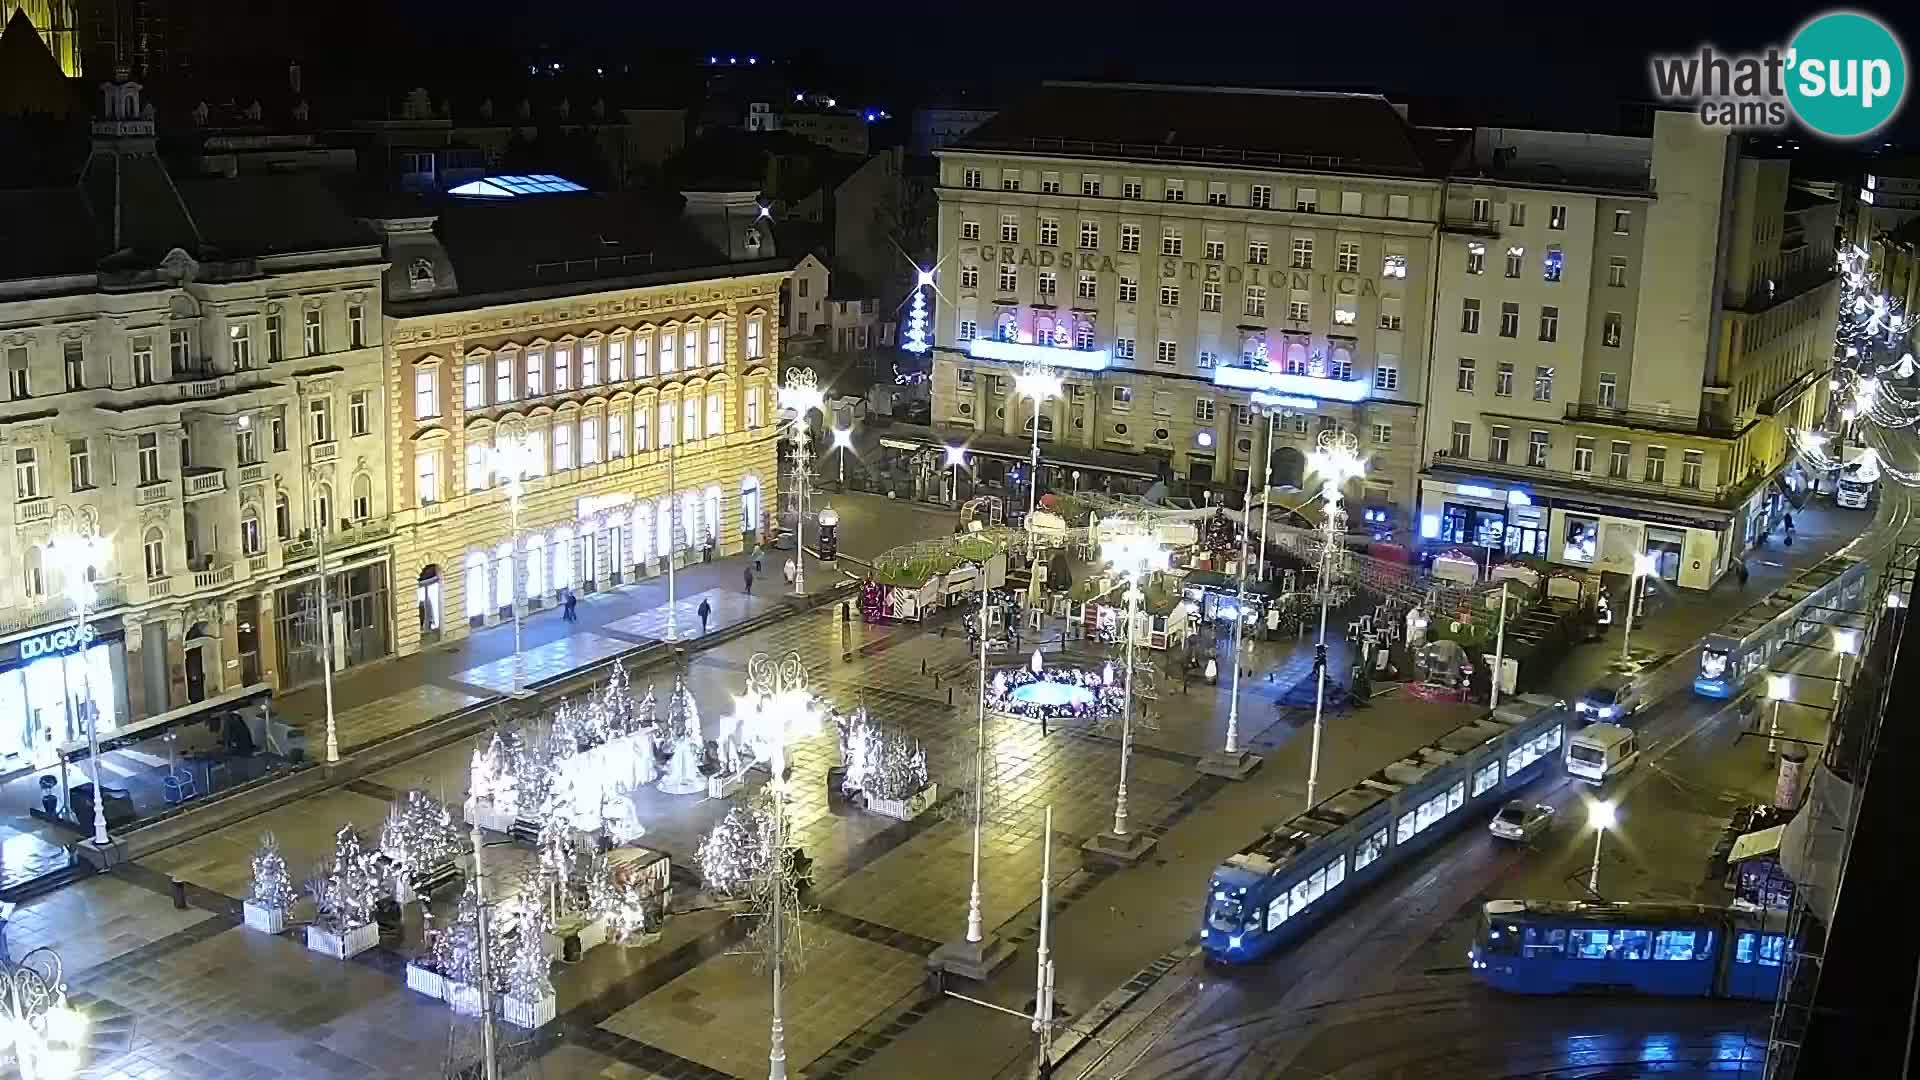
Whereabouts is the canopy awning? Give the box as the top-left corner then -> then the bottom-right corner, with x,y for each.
1729,824 -> 1788,864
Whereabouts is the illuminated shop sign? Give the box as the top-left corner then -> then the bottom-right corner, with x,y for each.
21,623 -> 98,660
1211,365 -> 1370,402
967,339 -> 1111,371
1250,392 -> 1318,410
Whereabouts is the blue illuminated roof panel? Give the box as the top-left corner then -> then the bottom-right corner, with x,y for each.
448,174 -> 588,199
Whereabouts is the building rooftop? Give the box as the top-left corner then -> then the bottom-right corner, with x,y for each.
953,82 -> 1434,177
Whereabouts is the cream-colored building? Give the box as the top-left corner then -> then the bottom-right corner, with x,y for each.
372,187 -> 785,659
926,83 -> 1442,525
0,78 -> 389,774
1421,112 -> 1838,590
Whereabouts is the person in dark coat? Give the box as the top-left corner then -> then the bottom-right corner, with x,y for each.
698,597 -> 713,634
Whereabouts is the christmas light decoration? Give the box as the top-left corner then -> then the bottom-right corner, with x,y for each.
382,790 -> 462,883
839,709 -> 931,801
249,831 -> 296,912
324,825 -> 379,931
657,675 -> 707,794
903,268 -> 932,355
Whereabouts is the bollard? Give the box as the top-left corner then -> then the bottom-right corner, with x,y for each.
922,659 -> 928,675
170,878 -> 188,910
948,687 -> 954,706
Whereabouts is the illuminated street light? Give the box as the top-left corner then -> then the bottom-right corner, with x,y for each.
832,426 -> 854,484
1766,673 -> 1792,754
780,371 -> 825,596
1087,527 -> 1171,859
1621,551 -> 1659,663
1303,431 -> 1364,807
1587,800 -> 1617,895
489,434 -> 543,694
43,531 -> 113,845
944,444 -> 968,504
1833,628 -> 1861,704
1014,365 -> 1064,526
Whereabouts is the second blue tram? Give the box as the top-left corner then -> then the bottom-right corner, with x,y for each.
1694,552 -> 1870,698
1201,695 -> 1567,963
1470,899 -> 1789,999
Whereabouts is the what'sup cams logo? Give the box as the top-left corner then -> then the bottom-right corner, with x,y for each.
1649,10 -> 1908,139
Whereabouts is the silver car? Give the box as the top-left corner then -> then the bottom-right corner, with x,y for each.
1489,800 -> 1555,842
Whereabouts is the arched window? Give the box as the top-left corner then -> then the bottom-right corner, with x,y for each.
22,546 -> 44,598
997,311 -> 1019,342
704,485 -> 722,547
352,473 -> 373,521
143,527 -> 166,579
656,498 -> 674,555
553,526 -> 575,588
275,492 -> 291,539
313,482 -> 334,535
1285,341 -> 1309,375
241,506 -> 262,555
524,532 -> 546,598
465,550 -> 489,619
632,501 -> 653,563
740,476 -> 762,537
681,491 -> 700,549
493,542 -> 513,609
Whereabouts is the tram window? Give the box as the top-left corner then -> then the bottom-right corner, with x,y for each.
1207,894 -> 1245,934
1540,724 -> 1562,752
1759,934 -> 1786,965
1485,924 -> 1522,956
1653,929 -> 1700,960
1472,760 -> 1501,797
1616,930 -> 1651,959
1266,894 -> 1289,931
1736,932 -> 1757,964
1323,855 -> 1346,892
1521,926 -> 1566,957
1506,746 -> 1528,774
1416,794 -> 1446,831
1570,928 -> 1652,960
1447,781 -> 1465,813
1396,811 -> 1416,843
1292,867 -> 1326,912
1356,829 -> 1388,869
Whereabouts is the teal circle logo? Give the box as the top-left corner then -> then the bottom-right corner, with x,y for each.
1787,11 -> 1908,139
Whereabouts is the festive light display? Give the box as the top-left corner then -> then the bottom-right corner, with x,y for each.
249,831 -> 296,912
839,709 -> 930,801
902,270 -> 932,355
983,664 -> 1124,722
657,676 -> 707,795
318,825 -> 379,931
381,790 -> 463,882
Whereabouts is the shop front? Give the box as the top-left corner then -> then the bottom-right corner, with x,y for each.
0,617 -> 131,775
275,559 -> 393,689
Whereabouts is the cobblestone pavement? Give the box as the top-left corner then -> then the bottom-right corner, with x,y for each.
21,498 -> 1865,1080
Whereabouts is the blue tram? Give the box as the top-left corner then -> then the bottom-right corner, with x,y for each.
1470,899 -> 1789,999
1201,695 -> 1567,964
1694,552 -> 1870,698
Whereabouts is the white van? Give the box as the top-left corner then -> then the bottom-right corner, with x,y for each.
1566,723 -> 1639,786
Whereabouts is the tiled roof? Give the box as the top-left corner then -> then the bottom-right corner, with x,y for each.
955,82 -> 1434,176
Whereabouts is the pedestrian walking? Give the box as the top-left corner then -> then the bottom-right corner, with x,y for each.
754,544 -> 765,573
563,588 -> 578,623
698,597 -> 713,635
1040,710 -> 1049,737
744,566 -> 755,593
1737,559 -> 1750,587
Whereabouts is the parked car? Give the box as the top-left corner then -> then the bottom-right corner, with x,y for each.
1575,673 -> 1643,722
1489,800 -> 1556,843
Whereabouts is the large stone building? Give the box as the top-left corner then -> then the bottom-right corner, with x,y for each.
0,77 -> 388,772
925,83 -> 1443,523
370,185 -> 785,661
1421,113 -> 1838,590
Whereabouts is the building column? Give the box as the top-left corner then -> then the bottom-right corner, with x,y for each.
218,599 -> 242,695
257,590 -> 282,690
124,624 -> 151,721
165,615 -> 188,707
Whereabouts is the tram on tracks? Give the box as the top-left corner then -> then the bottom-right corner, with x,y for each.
1470,899 -> 1789,999
1200,695 -> 1568,964
1693,552 -> 1870,699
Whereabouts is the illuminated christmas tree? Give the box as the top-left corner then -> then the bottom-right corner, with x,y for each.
902,280 -> 930,355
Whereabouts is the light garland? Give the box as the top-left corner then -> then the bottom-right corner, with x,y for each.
382,789 -> 462,880
249,831 -> 296,912
838,708 -> 930,801
983,663 -> 1124,722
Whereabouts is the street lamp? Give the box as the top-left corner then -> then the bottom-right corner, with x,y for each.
831,426 -> 854,486
1833,628 -> 1860,703
1,947 -> 87,1080
1766,673 -> 1792,754
1199,430 -> 1262,779
1013,364 -> 1062,525
1490,581 -> 1511,709
1304,431 -> 1364,808
1086,525 -> 1170,861
488,435 -> 542,697
1587,799 -> 1617,896
43,531 -> 112,846
1620,551 -> 1659,662
779,371 -> 825,597
944,444 -> 968,505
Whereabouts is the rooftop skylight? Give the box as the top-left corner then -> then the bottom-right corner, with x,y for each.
448,174 -> 587,198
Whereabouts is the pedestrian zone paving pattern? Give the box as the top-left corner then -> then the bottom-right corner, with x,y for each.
455,631 -> 638,693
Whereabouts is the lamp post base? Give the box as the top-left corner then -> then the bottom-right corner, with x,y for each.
1082,829 -> 1158,866
1196,749 -> 1264,780
927,933 -> 1015,983
507,688 -> 536,700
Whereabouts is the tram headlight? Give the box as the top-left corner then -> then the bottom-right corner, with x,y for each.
1597,707 -> 1615,719
1229,934 -> 1243,950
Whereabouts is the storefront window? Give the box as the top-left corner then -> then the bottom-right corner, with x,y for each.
1441,502 -> 1507,548
1563,516 -> 1598,563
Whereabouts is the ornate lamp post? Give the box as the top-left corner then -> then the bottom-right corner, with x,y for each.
1199,432 -> 1263,780
1013,364 -> 1062,524
44,531 -> 112,845
488,434 -> 542,697
831,426 -> 853,486
1,947 -> 87,1080
1586,799 -> 1616,896
944,444 -> 967,505
1305,431 -> 1364,808
1084,523 -> 1170,863
779,370 -> 825,597
1620,551 -> 1658,662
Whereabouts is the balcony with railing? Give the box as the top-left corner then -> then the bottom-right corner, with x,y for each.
308,441 -> 339,464
135,480 -> 173,506
191,560 -> 236,591
1563,402 -> 1742,438
238,462 -> 268,486
15,498 -> 52,525
281,518 -> 395,563
0,578 -> 129,636
182,467 -> 228,500
1723,263 -> 1838,315
1429,450 -> 1736,508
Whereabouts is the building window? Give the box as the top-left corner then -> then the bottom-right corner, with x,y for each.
1603,312 -> 1623,347
352,474 -> 372,520
1499,302 -> 1520,337
1456,357 -> 1477,393
994,263 -> 1016,292
1120,223 -> 1140,252
608,412 -> 626,458
1573,436 -> 1595,473
1509,201 -> 1527,226
526,349 -> 546,395
1156,340 -> 1178,366
241,510 -> 262,555
465,361 -> 486,408
1461,299 -> 1481,334
1207,183 -> 1228,206
746,316 -> 765,360
636,406 -> 651,450
1204,239 -> 1225,261
1472,197 -> 1491,223
960,265 -> 978,290
1543,247 -> 1564,282
275,493 -> 291,538
1039,271 -> 1058,298
12,448 -> 37,500
1294,187 -> 1317,212
1245,285 -> 1267,317
310,397 -> 333,442
1160,285 -> 1180,308
348,302 -> 367,347
1528,430 -> 1550,467
1202,282 -> 1222,312
1164,179 -> 1184,202
1076,322 -> 1095,350
416,448 -> 440,503
1289,299 -> 1310,322
1645,445 -> 1667,483
1374,363 -> 1399,392
1337,242 -> 1360,273
132,334 -> 156,385
1077,272 -> 1097,300
1250,184 -> 1272,209
1333,302 -> 1357,326
1123,179 -> 1143,199
1339,190 -> 1363,215
271,408 -> 287,452
1115,337 -> 1135,360
1118,276 -> 1138,303
1112,386 -> 1134,409
350,390 -> 371,436
1681,450 -> 1704,489
1450,422 -> 1472,457
1079,221 -> 1099,249
683,396 -> 700,441
68,438 -> 91,490
144,528 -> 165,580
60,340 -> 84,391
1466,242 -> 1486,275
607,337 -> 625,380
1489,425 -> 1511,463
1372,422 -> 1392,445
1248,241 -> 1269,265
1495,362 -> 1514,397
492,354 -> 513,401
5,349 -> 27,400
1505,246 -> 1524,278
1195,398 -> 1215,422
1081,176 -> 1102,196
1161,230 -> 1183,257
958,319 -> 977,342
554,345 -> 575,391
1609,441 -> 1630,479
1002,171 -> 1021,191
138,433 -> 160,484
1613,210 -> 1631,235
304,308 -> 323,354
169,328 -> 193,372
961,220 -> 980,241
1534,365 -> 1555,401
1539,306 -> 1559,342
1608,257 -> 1628,287
581,342 -> 599,386
962,167 -> 981,189
266,315 -> 283,361
227,323 -> 253,369
1291,237 -> 1313,269
1598,371 -> 1618,408
1041,173 -> 1062,194
414,366 -> 439,419
1039,217 -> 1059,246
1197,350 -> 1218,370
1548,205 -> 1567,230
466,443 -> 488,491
